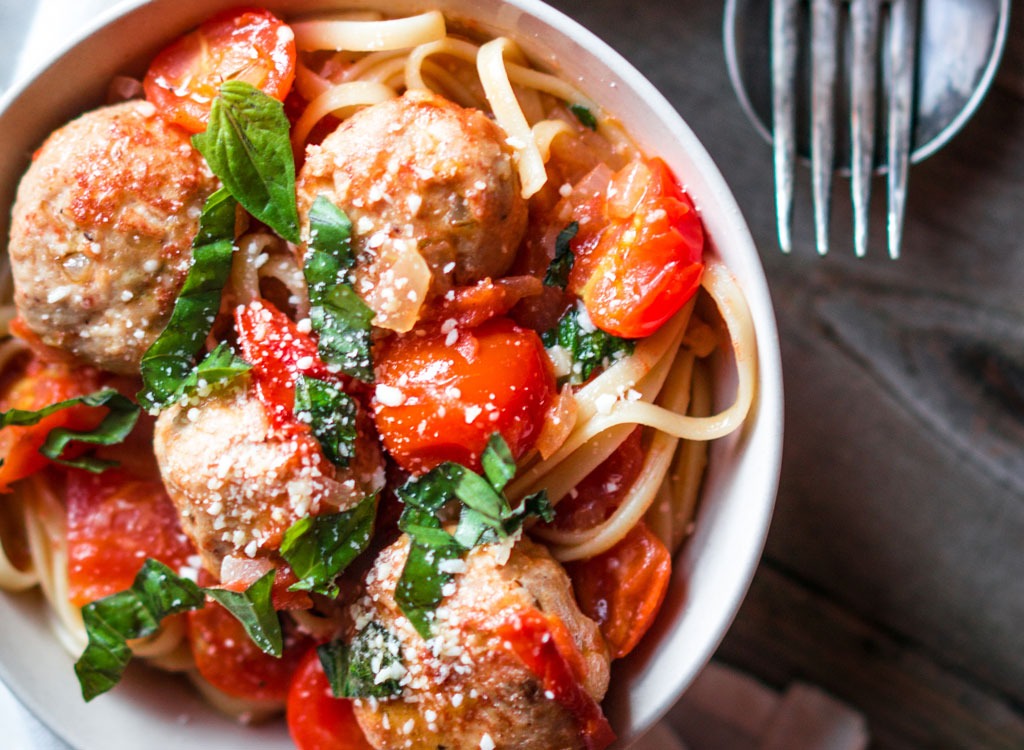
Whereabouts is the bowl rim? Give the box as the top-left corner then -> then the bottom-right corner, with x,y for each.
0,0 -> 784,748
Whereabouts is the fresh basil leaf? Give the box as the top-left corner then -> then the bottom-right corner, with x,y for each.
138,188 -> 237,411
293,374 -> 358,468
206,569 -> 282,657
173,343 -> 252,399
75,559 -> 204,701
543,302 -> 635,384
396,532 -> 465,639
318,622 -> 404,699
0,387 -> 140,473
569,103 -> 598,130
480,432 -> 516,491
307,195 -> 356,279
543,221 -> 578,288
309,266 -> 375,383
192,81 -> 300,243
280,494 -> 377,597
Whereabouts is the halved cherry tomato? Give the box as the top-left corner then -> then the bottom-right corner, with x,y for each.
189,596 -> 312,702
0,357 -> 103,492
567,158 -> 704,339
143,7 -> 296,133
66,469 -> 196,607
549,427 -> 644,532
287,647 -> 375,750
372,317 -> 555,474
235,299 -> 337,430
496,609 -> 616,750
565,521 -> 671,659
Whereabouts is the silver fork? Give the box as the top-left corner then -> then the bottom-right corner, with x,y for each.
771,0 -> 919,258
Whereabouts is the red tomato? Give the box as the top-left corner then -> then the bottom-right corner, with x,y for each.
189,598 -> 312,702
66,470 -> 196,607
287,647 -> 374,750
143,7 -> 296,133
372,317 -> 555,474
568,158 -> 704,338
235,299 -> 337,430
565,521 -> 671,659
496,609 -> 616,750
549,427 -> 644,532
0,357 -> 103,492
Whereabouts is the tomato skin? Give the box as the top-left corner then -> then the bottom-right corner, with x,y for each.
0,358 -> 103,492
372,317 -> 555,474
189,597 -> 312,703
66,470 -> 196,607
568,158 -> 705,339
565,521 -> 671,659
235,299 -> 338,430
549,427 -> 644,532
143,7 -> 296,133
287,647 -> 375,750
496,609 -> 616,750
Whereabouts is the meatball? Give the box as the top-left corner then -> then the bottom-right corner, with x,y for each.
350,535 -> 610,750
296,90 -> 528,332
8,99 -> 218,374
152,380 -> 385,576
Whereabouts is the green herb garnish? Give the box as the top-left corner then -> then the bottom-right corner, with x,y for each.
318,622 -> 404,699
570,103 -> 598,130
138,188 -> 239,411
543,302 -> 635,384
75,560 -> 283,701
302,197 -> 374,381
394,434 -> 552,638
0,387 -> 140,473
280,494 -> 377,597
192,81 -> 300,243
543,221 -> 578,288
293,374 -> 359,468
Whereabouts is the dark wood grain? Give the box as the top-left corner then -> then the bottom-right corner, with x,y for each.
549,0 -> 1024,746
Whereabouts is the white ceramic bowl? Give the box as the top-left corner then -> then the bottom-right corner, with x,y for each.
0,1 -> 784,748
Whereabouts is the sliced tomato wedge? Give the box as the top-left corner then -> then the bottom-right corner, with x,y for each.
144,6 -> 296,133
189,596 -> 312,703
0,357 -> 104,492
66,469 -> 196,607
496,609 -> 616,750
567,158 -> 705,339
566,521 -> 672,659
287,647 -> 375,750
372,317 -> 555,474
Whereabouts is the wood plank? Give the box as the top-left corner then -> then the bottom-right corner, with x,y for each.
710,565 -> 1024,750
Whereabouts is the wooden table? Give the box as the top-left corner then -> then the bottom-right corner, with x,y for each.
545,0 -> 1024,747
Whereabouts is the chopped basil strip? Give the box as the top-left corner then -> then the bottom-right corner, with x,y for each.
75,559 -> 204,701
318,622 -> 403,699
168,342 -> 252,402
394,435 -> 551,638
206,569 -> 282,657
570,103 -> 598,130
303,198 -> 374,381
543,221 -> 578,288
543,302 -> 635,384
192,81 -> 300,243
280,494 -> 377,597
75,561 -> 284,700
0,387 -> 140,473
293,374 -> 358,468
138,188 -> 238,411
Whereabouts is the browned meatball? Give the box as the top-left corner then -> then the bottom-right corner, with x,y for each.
296,90 -> 527,332
7,99 -> 218,374
350,535 -> 610,750
152,379 -> 385,576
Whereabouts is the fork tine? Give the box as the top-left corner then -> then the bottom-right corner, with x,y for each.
810,0 -> 839,255
886,0 -> 918,260
850,0 -> 881,258
771,0 -> 799,254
